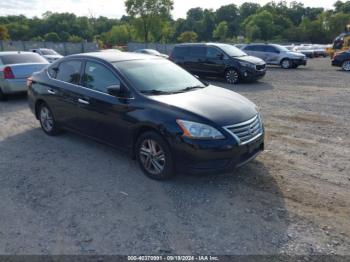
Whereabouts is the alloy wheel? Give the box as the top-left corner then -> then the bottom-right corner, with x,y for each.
40,106 -> 54,132
281,59 -> 291,69
139,139 -> 166,175
225,69 -> 239,84
342,61 -> 350,71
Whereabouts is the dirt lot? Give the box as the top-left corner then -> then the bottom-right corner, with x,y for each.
0,58 -> 349,255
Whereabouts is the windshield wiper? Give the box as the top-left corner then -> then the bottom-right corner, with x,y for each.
172,85 -> 206,93
140,89 -> 171,95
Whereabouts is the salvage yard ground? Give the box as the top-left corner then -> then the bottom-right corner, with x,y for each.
0,58 -> 349,255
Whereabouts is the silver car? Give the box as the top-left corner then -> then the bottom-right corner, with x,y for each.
30,48 -> 63,63
242,44 -> 307,69
0,52 -> 49,100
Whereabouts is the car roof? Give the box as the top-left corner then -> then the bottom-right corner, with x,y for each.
0,51 -> 38,56
174,43 -> 230,47
67,51 -> 161,62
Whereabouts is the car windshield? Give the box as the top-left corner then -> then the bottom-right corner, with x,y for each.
41,49 -> 59,55
114,59 -> 206,94
145,49 -> 161,55
0,53 -> 48,65
275,45 -> 289,52
215,44 -> 247,57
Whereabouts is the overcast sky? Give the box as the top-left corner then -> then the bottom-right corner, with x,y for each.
0,0 -> 339,19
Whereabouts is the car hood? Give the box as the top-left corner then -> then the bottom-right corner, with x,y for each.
149,85 -> 258,126
236,55 -> 265,65
44,55 -> 63,59
288,51 -> 306,57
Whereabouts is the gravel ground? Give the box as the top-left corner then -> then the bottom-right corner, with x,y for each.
0,58 -> 349,255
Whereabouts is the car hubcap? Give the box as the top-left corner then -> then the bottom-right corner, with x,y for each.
40,107 -> 53,132
343,61 -> 350,71
282,60 -> 290,68
139,139 -> 165,175
226,70 -> 239,84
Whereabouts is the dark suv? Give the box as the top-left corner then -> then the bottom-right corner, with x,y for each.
170,43 -> 266,84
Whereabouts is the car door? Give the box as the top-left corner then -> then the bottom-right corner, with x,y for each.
202,46 -> 226,75
46,59 -> 93,134
79,60 -> 133,148
183,46 -> 207,74
265,46 -> 280,64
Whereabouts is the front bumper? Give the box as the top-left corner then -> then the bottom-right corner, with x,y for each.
0,78 -> 27,94
172,133 -> 264,174
239,66 -> 266,81
292,58 -> 307,66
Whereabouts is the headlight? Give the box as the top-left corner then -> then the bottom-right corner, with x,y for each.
176,120 -> 225,140
239,61 -> 255,68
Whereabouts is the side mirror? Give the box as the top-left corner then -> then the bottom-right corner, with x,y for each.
107,84 -> 121,97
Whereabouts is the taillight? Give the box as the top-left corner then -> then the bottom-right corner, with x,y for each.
27,77 -> 33,88
4,66 -> 15,79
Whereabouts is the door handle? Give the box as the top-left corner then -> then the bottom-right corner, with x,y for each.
47,89 -> 56,94
78,98 -> 90,105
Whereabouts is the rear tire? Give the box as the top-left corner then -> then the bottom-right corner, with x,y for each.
225,68 -> 240,84
342,60 -> 350,71
0,88 -> 7,101
281,59 -> 292,69
38,103 -> 61,136
136,131 -> 175,180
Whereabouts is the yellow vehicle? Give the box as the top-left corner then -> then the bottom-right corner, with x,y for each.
327,25 -> 350,57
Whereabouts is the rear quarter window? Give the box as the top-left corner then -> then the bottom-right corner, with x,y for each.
0,53 -> 47,65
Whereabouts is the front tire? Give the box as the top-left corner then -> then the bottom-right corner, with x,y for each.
225,68 -> 240,84
342,60 -> 350,71
136,131 -> 175,180
281,59 -> 292,69
38,103 -> 61,136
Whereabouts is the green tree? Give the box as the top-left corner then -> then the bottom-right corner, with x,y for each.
215,4 -> 239,36
243,10 -> 275,41
0,25 -> 10,40
177,31 -> 198,42
44,32 -> 60,42
125,0 -> 174,42
68,35 -> 83,43
213,21 -> 228,41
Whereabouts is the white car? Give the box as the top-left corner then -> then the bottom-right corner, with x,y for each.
30,48 -> 63,63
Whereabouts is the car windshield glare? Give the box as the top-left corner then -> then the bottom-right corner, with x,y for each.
216,44 -> 247,57
41,49 -> 59,55
114,59 -> 206,94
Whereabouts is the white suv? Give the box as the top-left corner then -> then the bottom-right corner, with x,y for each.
242,44 -> 307,69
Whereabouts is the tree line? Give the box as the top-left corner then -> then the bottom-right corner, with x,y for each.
0,0 -> 350,45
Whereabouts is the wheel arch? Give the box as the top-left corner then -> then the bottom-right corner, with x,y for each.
34,99 -> 46,119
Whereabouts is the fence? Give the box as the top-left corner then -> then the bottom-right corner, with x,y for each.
127,42 -> 175,55
0,40 -> 99,55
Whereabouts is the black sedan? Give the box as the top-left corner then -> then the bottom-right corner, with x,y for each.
28,52 -> 264,180
332,50 -> 350,71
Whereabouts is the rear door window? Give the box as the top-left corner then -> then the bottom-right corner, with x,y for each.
0,53 -> 47,65
172,47 -> 189,59
188,46 -> 206,58
56,60 -> 82,85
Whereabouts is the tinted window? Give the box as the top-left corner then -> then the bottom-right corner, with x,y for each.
264,46 -> 278,53
172,47 -> 189,58
0,53 -> 47,65
189,46 -> 206,58
207,47 -> 222,59
56,60 -> 82,85
82,62 -> 120,93
215,44 -> 246,57
244,45 -> 262,52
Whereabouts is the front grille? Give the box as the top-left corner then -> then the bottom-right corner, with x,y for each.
225,115 -> 263,145
256,64 -> 266,71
